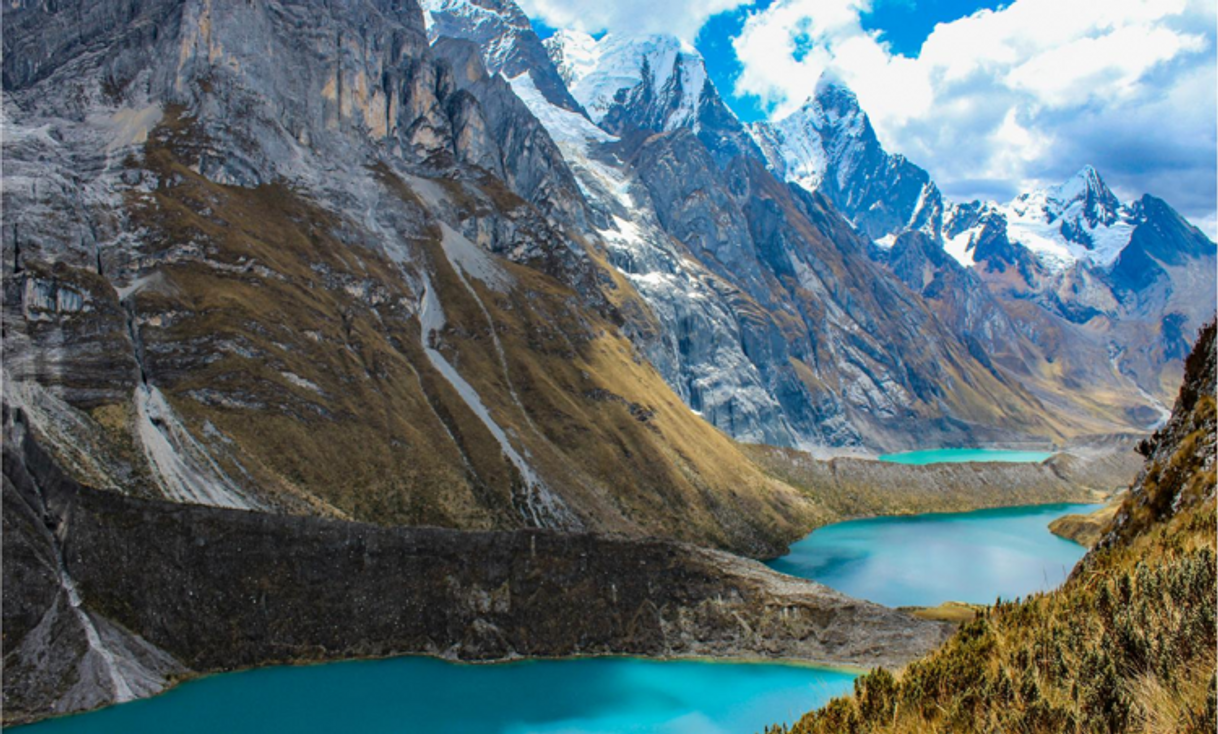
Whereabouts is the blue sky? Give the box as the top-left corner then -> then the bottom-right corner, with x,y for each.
521,0 -> 1217,235
692,0 -> 1007,122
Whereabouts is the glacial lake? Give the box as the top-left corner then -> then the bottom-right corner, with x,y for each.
19,656 -> 857,734
766,503 -> 1100,607
877,448 -> 1055,464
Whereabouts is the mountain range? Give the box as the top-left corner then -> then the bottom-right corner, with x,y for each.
430,0 -> 1215,444
3,0 -> 1213,548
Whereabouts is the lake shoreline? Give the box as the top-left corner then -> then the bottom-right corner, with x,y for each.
767,502 -> 1103,608
743,442 -> 1139,560
876,448 -> 1058,464
3,432 -> 949,728
5,433 -> 1138,728
12,653 -> 872,731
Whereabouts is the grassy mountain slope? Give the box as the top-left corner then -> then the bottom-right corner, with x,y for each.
67,108 -> 822,556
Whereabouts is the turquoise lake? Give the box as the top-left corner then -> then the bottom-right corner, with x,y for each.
877,448 -> 1056,464
18,656 -> 857,734
766,503 -> 1100,607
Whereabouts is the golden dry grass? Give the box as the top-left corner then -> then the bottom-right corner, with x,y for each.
105,108 -> 826,554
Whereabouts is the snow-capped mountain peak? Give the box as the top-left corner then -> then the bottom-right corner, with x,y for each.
998,166 -> 1136,269
422,0 -> 531,32
809,70 -> 863,120
543,30 -> 761,165
543,31 -> 708,131
752,73 -> 1182,276
423,0 -> 585,114
545,29 -> 600,88
750,72 -> 873,192
751,72 -> 941,240
1012,165 -> 1123,227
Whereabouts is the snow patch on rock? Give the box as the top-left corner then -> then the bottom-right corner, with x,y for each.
543,31 -> 707,130
418,274 -> 579,530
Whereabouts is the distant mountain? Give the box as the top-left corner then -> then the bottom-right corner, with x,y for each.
942,165 -> 1157,275
429,5 -> 1157,450
750,73 -> 945,241
754,73 -> 1216,406
423,0 -> 1213,445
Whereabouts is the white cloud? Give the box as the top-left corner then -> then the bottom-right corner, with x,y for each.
731,0 -> 1216,225
1002,24 -> 1205,106
517,0 -> 750,42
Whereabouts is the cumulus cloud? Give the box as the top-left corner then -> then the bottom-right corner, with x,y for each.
731,0 -> 1217,231
516,0 -> 751,41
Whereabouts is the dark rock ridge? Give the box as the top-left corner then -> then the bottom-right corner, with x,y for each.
2,416 -> 951,726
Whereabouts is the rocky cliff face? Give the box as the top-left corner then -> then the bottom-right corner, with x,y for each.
2,416 -> 951,725
3,0 -> 831,556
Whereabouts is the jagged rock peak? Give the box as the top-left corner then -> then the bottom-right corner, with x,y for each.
989,165 -> 1140,269
1013,164 -> 1124,228
809,69 -> 863,115
422,0 -> 586,114
540,28 -> 761,165
751,70 -> 939,240
780,71 -> 868,134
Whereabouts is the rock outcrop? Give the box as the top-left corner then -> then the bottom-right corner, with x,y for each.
1099,319 -> 1217,550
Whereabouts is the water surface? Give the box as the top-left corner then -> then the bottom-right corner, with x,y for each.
19,656 -> 857,734
878,448 -> 1055,464
767,503 -> 1099,607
